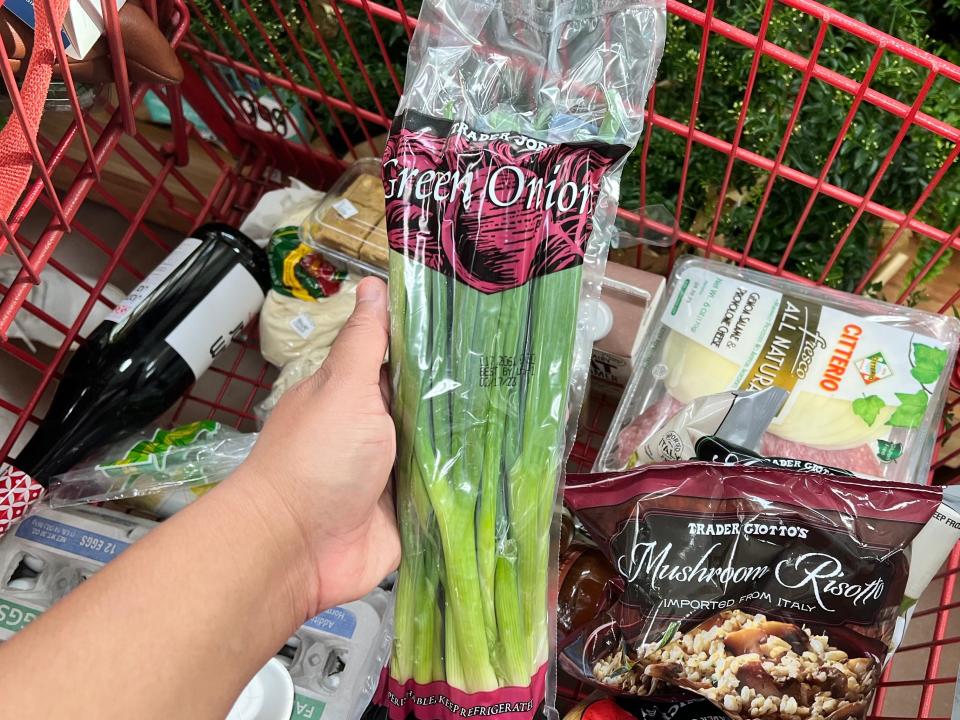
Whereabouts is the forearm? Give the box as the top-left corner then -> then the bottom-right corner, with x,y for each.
0,467 -> 315,719
0,278 -> 398,717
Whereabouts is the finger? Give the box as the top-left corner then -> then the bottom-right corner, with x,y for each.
321,277 -> 389,386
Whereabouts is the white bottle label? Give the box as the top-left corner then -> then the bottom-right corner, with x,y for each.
105,238 -> 203,323
165,264 -> 265,379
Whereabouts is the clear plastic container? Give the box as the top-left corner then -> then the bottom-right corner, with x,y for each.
301,159 -> 389,275
46,421 -> 255,509
595,256 -> 960,483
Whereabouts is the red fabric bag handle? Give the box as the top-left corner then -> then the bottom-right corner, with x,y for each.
0,0 -> 71,535
0,0 -> 72,220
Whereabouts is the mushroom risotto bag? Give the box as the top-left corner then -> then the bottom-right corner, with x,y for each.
562,463 -> 960,720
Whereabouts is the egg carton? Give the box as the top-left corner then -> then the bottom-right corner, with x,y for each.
0,505 -> 155,640
280,588 -> 393,720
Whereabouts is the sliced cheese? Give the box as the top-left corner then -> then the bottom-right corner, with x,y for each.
661,330 -> 737,402
661,331 -> 891,449
768,392 -> 893,450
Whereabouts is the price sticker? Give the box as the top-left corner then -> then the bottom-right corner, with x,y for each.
332,199 -> 359,220
290,313 -> 316,340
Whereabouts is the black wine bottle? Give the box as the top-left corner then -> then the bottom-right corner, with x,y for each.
15,224 -> 270,484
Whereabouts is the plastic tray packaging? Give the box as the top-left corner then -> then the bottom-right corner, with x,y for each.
301,159 -> 390,272
596,257 -> 960,482
46,421 -> 254,509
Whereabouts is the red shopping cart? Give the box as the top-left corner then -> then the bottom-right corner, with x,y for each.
0,0 -> 958,716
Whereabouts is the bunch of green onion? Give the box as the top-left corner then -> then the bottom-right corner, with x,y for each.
381,0 -> 660,694
388,245 -> 582,692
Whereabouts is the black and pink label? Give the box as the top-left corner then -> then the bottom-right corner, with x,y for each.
377,664 -> 547,720
609,508 -> 897,626
382,112 -> 629,293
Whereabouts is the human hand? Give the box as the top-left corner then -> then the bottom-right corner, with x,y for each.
238,277 -> 399,616
0,278 -> 397,720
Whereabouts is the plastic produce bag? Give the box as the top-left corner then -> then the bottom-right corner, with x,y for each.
379,0 -> 665,717
301,159 -> 392,270
562,463 -> 960,720
46,421 -> 255,508
597,257 -> 960,482
256,347 -> 335,425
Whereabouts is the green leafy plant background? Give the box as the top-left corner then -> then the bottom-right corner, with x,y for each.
189,0 -> 960,294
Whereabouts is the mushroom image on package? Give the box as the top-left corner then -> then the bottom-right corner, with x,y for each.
378,0 -> 665,716
597,257 -> 960,482
562,464 -> 959,720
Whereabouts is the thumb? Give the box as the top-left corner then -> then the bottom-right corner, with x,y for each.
321,277 -> 389,385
